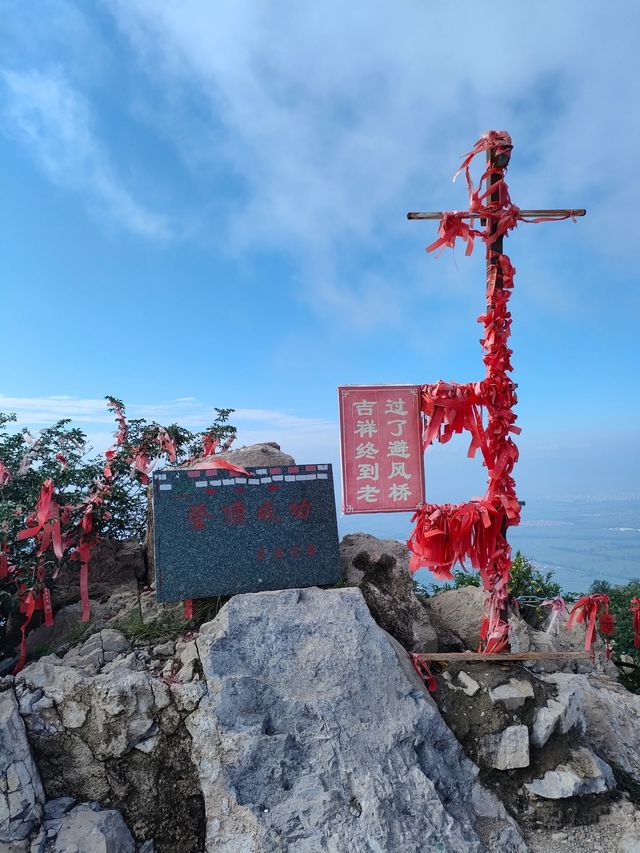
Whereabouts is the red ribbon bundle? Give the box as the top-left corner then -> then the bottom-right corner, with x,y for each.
631,598 -> 640,648
409,131 -> 524,653
426,213 -> 483,257
567,594 -> 612,652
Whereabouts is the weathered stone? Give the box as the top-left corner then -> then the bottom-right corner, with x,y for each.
425,586 -> 486,650
552,672 -> 640,783
530,673 -> 586,748
489,678 -> 534,710
45,803 -> 135,852
190,586 -> 490,852
14,655 -> 204,852
54,537 -> 146,610
169,681 -> 207,713
340,533 -> 438,652
0,691 -> 45,843
525,746 -> 615,799
152,641 -> 175,658
480,724 -> 530,770
25,601 -> 107,659
214,441 -> 295,469
43,797 -> 76,821
471,783 -> 528,852
443,670 -> 481,696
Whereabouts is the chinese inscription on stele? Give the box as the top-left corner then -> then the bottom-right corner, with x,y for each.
338,385 -> 425,513
152,464 -> 341,602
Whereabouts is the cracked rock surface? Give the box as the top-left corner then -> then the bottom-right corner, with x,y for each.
189,586 -> 523,852
0,691 -> 45,843
12,632 -> 205,852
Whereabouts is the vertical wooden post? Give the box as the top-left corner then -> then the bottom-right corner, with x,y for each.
486,143 -> 513,643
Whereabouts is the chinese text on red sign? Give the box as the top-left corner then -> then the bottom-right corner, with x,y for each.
338,385 -> 425,513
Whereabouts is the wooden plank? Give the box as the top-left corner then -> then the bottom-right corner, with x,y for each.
413,651 -> 591,662
407,209 -> 586,220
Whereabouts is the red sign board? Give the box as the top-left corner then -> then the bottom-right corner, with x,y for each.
338,385 -> 425,514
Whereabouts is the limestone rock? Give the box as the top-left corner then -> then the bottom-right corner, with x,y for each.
556,673 -> 640,783
13,655 -> 203,851
0,691 -> 45,843
489,678 -> 535,710
480,724 -> 530,770
531,673 -> 586,748
25,600 -> 107,658
425,586 -> 486,650
152,641 -> 175,658
187,441 -> 295,470
442,670 -> 481,696
525,746 -> 615,799
190,586 -> 492,852
43,803 -> 136,852
340,533 -> 438,651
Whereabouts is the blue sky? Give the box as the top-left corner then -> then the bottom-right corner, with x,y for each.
1,1 -> 639,533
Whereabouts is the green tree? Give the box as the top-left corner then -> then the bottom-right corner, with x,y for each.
590,577 -> 640,693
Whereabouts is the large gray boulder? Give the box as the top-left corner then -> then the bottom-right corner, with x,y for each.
0,691 -> 45,843
340,533 -> 438,652
425,586 -> 486,649
189,586 -> 523,852
216,441 -> 295,468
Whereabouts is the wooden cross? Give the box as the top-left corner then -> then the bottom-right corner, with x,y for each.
406,139 -> 586,651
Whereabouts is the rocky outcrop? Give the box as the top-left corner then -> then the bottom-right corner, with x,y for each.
425,585 -> 486,649
12,629 -> 204,852
0,691 -> 45,843
340,533 -> 438,651
547,672 -> 640,785
188,586 -> 522,852
525,747 -> 615,799
55,538 -> 147,609
216,441 -> 295,469
6,568 -> 640,851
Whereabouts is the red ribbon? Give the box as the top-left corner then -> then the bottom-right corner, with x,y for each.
13,590 -> 36,675
567,594 -> 611,651
0,459 -> 11,486
410,654 -> 438,692
631,598 -> 640,648
16,479 -> 64,560
183,599 -> 193,620
426,213 -> 483,256
408,130 -> 528,653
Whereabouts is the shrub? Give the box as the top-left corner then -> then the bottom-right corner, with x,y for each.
590,577 -> 640,693
0,399 -> 237,660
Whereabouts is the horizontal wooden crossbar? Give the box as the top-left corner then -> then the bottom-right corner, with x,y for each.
407,209 -> 586,220
414,651 -> 591,662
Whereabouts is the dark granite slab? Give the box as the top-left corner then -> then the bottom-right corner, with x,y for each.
152,463 -> 340,602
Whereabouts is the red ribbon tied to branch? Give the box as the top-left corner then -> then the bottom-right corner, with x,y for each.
567,594 -> 612,651
630,598 -> 640,648
0,459 -> 11,486
15,479 -> 64,560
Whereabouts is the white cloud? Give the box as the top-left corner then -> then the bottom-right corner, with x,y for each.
0,67 -> 171,239
100,0 -> 640,319
0,394 -> 337,463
